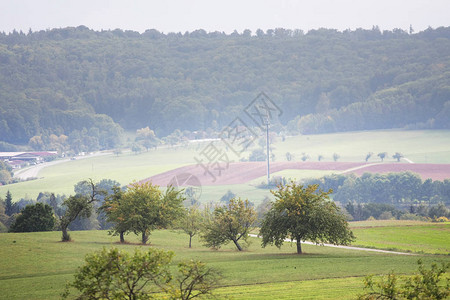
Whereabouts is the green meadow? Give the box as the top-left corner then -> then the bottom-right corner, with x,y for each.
1,221 -> 449,299
2,129 -> 450,202
273,129 -> 450,164
350,220 -> 450,255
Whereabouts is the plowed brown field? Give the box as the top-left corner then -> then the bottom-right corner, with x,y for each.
140,161 -> 450,187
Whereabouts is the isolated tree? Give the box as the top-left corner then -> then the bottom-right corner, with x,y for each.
285,152 -> 293,161
318,154 -> 324,162
392,152 -> 404,162
60,179 -> 105,241
179,205 -> 204,248
9,203 -> 55,232
260,182 -> 354,254
120,182 -> 184,244
301,153 -> 309,161
63,247 -> 221,300
202,198 -> 256,251
378,152 -> 388,162
365,152 -> 373,162
333,153 -> 340,162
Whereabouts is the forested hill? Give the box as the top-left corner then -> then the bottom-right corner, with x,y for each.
1,26 -> 449,150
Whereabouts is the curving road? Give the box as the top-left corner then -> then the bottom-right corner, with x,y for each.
13,152 -> 112,180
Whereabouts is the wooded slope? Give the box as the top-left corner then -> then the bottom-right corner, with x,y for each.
1,26 -> 449,148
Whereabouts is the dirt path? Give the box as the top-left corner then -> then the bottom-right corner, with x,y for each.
248,234 -> 415,255
402,157 -> 415,163
339,162 -> 383,174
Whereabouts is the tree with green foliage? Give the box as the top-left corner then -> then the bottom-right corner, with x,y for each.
117,182 -> 185,244
62,247 -> 221,300
392,152 -> 404,162
0,196 -> 9,232
249,148 -> 266,161
428,202 -> 449,219
260,182 -> 354,254
0,161 -> 13,185
9,202 -> 55,232
99,185 -> 128,243
4,190 -> 16,216
62,247 -> 173,299
201,197 -> 256,251
358,259 -> 449,300
333,153 -> 340,162
60,179 -> 105,241
301,153 -> 309,161
136,126 -> 159,151
378,152 -> 388,162
1,26 -> 450,147
286,152 -> 293,161
220,190 -> 236,204
131,143 -> 143,154
179,205 -> 204,248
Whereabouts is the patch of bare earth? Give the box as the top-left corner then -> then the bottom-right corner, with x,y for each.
140,161 -> 450,187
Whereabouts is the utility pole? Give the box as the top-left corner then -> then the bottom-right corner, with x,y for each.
263,113 -> 270,185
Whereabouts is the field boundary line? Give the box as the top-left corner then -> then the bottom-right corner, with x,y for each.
402,157 -> 415,163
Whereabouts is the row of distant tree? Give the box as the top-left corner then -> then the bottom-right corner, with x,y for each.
2,170 -> 449,235
304,172 -> 450,207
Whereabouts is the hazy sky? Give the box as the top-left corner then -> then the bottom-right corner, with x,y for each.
1,0 -> 449,34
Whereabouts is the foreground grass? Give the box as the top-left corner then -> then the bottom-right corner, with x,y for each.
350,220 -> 450,255
1,229 -> 449,299
215,277 -> 364,300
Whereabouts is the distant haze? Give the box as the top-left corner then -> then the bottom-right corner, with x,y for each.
1,0 -> 449,34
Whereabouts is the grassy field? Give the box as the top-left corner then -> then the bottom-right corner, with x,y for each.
1,221 -> 449,299
2,129 -> 450,202
1,144 -> 205,200
350,220 -> 450,255
272,129 -> 450,164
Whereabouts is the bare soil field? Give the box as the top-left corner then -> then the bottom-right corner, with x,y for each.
141,161 -> 450,187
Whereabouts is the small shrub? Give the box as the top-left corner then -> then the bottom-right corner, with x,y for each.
378,211 -> 394,220
358,260 -> 449,300
433,216 -> 449,223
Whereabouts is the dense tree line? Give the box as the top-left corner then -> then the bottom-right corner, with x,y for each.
302,172 -> 450,221
1,26 -> 449,150
304,172 -> 450,206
